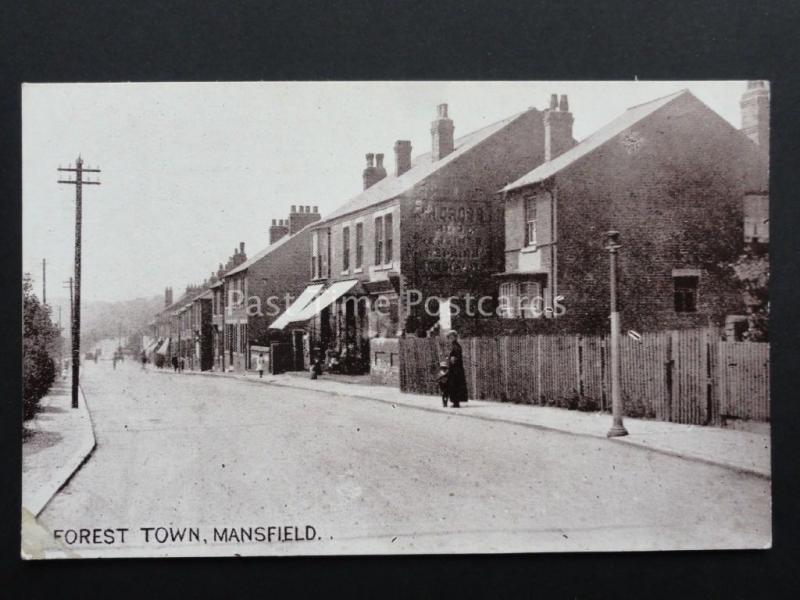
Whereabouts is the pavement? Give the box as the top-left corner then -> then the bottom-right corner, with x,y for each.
28,361 -> 771,557
177,367 -> 772,479
21,373 -> 96,559
22,376 -> 96,517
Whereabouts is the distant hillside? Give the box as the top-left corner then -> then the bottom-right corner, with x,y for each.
46,294 -> 164,346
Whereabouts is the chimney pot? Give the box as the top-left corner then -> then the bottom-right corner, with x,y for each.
291,205 -> 296,213
559,94 -> 569,112
313,206 -> 318,213
375,153 -> 384,168
363,151 -> 386,189
549,94 -> 558,110
240,242 -> 245,254
437,103 -> 448,118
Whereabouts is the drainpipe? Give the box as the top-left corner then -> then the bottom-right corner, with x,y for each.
546,185 -> 558,314
221,281 -> 226,372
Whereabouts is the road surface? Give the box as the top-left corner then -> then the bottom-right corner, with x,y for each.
38,360 -> 771,556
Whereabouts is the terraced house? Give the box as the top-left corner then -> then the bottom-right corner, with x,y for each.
495,86 -> 769,335
270,98 -> 577,374
219,206 -> 321,372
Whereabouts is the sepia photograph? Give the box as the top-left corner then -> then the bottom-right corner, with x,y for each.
20,80 -> 770,558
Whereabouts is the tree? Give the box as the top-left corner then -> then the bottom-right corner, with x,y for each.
731,241 -> 769,341
23,274 -> 59,420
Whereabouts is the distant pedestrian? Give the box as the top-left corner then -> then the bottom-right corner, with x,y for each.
446,330 -> 468,408
256,352 -> 265,378
112,354 -> 118,370
140,350 -> 147,370
179,356 -> 185,372
171,355 -> 179,372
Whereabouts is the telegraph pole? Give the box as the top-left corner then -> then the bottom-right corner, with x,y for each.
42,258 -> 47,306
58,156 -> 101,409
605,231 -> 628,437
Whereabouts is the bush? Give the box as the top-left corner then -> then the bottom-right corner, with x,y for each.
577,395 -> 600,412
557,391 -> 581,411
623,393 -> 649,419
22,276 -> 58,421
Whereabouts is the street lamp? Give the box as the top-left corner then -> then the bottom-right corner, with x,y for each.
605,230 -> 628,438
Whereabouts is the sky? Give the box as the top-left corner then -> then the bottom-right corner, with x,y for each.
22,80 -> 750,304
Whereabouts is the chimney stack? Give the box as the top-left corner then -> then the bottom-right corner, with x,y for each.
394,140 -> 412,176
431,103 -> 455,161
288,204 -> 322,234
165,287 -> 173,307
544,92 -> 575,161
741,80 -> 769,155
270,217 -> 290,244
363,152 -> 386,189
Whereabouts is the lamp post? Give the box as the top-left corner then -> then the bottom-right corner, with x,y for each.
605,230 -> 628,438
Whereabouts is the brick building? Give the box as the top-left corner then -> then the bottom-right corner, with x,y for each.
219,205 -> 321,371
150,244 -> 245,369
493,88 -> 769,334
270,99 -> 576,371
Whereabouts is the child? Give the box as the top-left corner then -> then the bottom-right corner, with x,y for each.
437,360 -> 450,407
256,352 -> 265,378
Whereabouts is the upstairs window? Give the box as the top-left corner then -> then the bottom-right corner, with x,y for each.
326,229 -> 332,278
384,213 -> 393,263
342,225 -> 350,271
525,196 -> 537,247
311,231 -> 320,279
674,276 -> 698,313
355,222 -> 364,269
374,216 -> 384,265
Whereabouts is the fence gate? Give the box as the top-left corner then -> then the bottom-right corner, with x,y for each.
717,341 -> 770,422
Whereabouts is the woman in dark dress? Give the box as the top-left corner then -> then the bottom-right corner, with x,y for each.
446,330 -> 468,408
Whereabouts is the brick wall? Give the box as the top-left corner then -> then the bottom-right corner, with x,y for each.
549,92 -> 768,333
242,227 -> 319,347
401,108 -> 548,318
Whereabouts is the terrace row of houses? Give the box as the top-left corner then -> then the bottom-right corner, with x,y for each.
148,82 -> 769,380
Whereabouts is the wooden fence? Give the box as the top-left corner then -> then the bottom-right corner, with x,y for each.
398,328 -> 769,426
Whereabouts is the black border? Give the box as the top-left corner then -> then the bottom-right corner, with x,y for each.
2,1 -> 799,597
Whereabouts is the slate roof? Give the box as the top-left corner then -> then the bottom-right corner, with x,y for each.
224,222 -> 313,277
501,89 -> 689,193
314,109 -> 530,225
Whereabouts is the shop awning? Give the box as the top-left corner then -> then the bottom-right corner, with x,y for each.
155,338 -> 170,355
291,279 -> 360,323
268,283 -> 326,330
